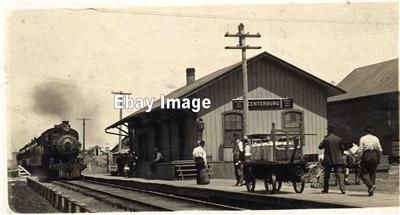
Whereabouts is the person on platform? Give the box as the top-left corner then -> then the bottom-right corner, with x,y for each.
116,154 -> 125,176
192,140 -> 208,185
150,148 -> 163,173
319,125 -> 346,194
244,139 -> 252,161
233,133 -> 245,186
127,152 -> 138,177
359,125 -> 383,196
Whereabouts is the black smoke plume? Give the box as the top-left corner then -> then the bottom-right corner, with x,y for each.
31,81 -> 102,146
32,82 -> 83,119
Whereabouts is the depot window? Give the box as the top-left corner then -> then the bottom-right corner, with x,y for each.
282,110 -> 303,129
223,112 -> 243,147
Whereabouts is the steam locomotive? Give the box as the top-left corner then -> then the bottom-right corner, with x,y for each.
16,121 -> 86,179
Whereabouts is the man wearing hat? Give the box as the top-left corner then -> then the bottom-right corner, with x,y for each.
359,125 -> 383,196
319,125 -> 346,194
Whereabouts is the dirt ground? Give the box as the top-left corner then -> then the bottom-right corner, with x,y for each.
8,179 -> 59,213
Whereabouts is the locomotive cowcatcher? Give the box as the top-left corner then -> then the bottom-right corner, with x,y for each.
16,121 -> 86,179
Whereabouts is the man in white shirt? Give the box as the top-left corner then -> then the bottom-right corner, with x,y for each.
193,140 -> 207,184
359,125 -> 383,196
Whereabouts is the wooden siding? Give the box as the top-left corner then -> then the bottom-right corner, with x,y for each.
328,92 -> 399,156
193,59 -> 328,161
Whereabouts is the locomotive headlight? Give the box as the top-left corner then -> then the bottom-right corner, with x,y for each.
56,134 -> 78,155
64,141 -> 72,150
63,125 -> 70,132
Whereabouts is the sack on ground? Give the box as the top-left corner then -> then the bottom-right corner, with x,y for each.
199,168 -> 210,184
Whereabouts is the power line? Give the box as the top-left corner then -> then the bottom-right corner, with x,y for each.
64,7 -> 397,26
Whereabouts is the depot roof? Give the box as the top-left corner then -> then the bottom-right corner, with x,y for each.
328,58 -> 399,102
107,51 -> 345,129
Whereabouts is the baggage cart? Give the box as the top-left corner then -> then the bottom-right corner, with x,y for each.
243,123 -> 313,194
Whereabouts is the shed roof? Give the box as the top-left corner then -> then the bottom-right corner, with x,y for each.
110,137 -> 129,153
107,51 -> 345,129
328,58 -> 399,102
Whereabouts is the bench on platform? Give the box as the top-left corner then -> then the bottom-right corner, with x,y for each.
171,160 -> 214,180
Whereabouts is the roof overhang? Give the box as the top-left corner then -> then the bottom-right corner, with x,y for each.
328,90 -> 399,103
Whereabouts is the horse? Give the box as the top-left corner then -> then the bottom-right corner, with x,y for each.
309,144 -> 362,188
343,143 -> 362,185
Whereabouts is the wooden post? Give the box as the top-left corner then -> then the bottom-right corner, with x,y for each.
225,23 -> 261,136
57,192 -> 63,210
79,204 -> 87,213
106,147 -> 110,173
70,199 -> 77,213
46,187 -> 50,201
49,189 -> 55,206
63,196 -> 70,213
111,91 -> 132,152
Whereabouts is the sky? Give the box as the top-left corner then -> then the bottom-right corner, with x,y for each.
4,1 -> 399,157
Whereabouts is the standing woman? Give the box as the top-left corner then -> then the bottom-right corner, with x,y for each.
192,140 -> 208,185
359,125 -> 383,196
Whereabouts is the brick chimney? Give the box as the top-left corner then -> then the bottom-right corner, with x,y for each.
186,68 -> 195,85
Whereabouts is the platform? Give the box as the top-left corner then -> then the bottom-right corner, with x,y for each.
83,174 -> 399,209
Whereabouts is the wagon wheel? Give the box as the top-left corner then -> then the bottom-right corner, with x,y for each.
276,180 -> 283,191
245,167 -> 256,192
308,164 -> 324,188
292,166 -> 305,193
264,173 -> 277,194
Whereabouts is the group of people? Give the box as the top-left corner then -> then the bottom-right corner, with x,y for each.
319,125 -> 383,196
220,124 -> 383,196
115,148 -> 164,177
115,152 -> 139,177
191,134 -> 252,186
120,123 -> 383,197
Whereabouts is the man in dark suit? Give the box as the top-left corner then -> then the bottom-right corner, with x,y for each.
319,125 -> 346,194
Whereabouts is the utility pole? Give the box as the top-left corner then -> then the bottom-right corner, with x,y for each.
77,118 -> 91,162
225,23 -> 261,137
105,143 -> 110,173
111,91 -> 132,152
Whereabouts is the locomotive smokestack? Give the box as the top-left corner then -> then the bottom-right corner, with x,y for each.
62,121 -> 69,125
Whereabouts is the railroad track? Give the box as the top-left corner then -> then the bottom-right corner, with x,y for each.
52,179 -> 242,212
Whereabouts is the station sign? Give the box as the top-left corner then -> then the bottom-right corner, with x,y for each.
232,98 -> 293,110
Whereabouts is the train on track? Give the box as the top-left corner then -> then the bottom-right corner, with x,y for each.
16,121 -> 86,179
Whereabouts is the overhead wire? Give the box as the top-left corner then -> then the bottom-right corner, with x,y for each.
64,7 -> 398,26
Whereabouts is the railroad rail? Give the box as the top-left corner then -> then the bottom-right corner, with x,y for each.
52,179 -> 242,212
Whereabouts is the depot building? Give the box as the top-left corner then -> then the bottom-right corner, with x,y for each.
106,52 -> 345,179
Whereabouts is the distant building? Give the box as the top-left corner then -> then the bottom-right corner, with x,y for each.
109,137 -> 131,167
328,59 -> 399,162
110,137 -> 130,155
87,145 -> 107,156
106,51 -> 344,179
